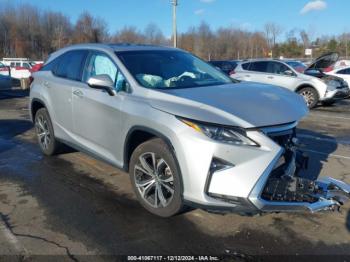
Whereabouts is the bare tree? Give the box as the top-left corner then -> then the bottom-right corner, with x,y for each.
264,22 -> 283,56
73,12 -> 108,43
113,26 -> 144,43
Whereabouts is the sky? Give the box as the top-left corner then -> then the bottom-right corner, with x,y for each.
4,0 -> 350,40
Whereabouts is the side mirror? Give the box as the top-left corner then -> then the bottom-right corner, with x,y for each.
284,70 -> 295,76
87,74 -> 116,96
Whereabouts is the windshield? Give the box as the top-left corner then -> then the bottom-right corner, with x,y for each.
116,50 -> 232,89
286,61 -> 305,68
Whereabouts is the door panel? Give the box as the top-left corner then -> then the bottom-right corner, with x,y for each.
72,51 -> 126,166
47,76 -> 74,134
72,86 -> 125,166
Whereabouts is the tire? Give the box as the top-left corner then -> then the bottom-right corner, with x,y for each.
34,108 -> 62,156
129,138 -> 185,217
321,100 -> 335,106
297,87 -> 319,109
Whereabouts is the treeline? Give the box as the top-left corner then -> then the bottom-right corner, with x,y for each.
0,3 -> 349,61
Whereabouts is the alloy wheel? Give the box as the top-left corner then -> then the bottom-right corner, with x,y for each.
35,115 -> 51,150
134,152 -> 175,208
300,90 -> 315,107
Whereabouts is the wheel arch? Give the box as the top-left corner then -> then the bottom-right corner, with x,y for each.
295,84 -> 320,96
30,98 -> 47,122
123,126 -> 177,172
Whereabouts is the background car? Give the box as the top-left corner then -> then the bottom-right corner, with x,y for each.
232,59 -> 349,108
326,66 -> 350,88
208,60 -> 240,76
0,62 -> 10,76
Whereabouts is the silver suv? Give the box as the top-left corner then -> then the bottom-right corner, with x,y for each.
30,44 -> 350,217
232,59 -> 350,108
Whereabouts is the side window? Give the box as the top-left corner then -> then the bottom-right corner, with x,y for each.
15,62 -> 21,67
241,62 -> 251,70
10,62 -> 15,67
337,68 -> 350,75
249,61 -> 268,73
23,63 -> 31,69
55,50 -> 87,81
41,56 -> 61,72
267,62 -> 291,75
83,53 -> 117,83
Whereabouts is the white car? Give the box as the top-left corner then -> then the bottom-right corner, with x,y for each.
232,58 -> 349,108
1,58 -> 32,79
326,66 -> 350,87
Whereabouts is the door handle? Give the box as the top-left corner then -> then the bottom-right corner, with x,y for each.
267,76 -> 274,79
245,75 -> 251,77
73,89 -> 84,98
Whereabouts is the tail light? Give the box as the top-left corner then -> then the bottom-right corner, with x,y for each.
229,70 -> 236,75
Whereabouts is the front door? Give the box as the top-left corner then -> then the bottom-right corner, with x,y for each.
72,51 -> 127,166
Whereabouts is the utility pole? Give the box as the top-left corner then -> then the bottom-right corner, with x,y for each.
172,0 -> 178,48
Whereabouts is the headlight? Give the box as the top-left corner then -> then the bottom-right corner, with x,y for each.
326,80 -> 341,91
178,117 -> 258,146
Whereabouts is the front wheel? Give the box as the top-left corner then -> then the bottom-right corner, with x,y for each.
129,138 -> 186,217
298,87 -> 319,109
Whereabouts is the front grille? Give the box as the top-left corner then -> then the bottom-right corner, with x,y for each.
260,128 -> 317,203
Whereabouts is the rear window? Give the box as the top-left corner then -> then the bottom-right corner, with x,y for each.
55,50 -> 88,81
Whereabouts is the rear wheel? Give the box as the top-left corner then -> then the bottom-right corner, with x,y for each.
34,108 -> 62,155
129,138 -> 185,217
298,87 -> 319,108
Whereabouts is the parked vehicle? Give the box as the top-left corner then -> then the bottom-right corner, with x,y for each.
233,59 -> 349,108
208,60 -> 240,75
30,44 -> 350,217
1,58 -> 31,79
283,60 -> 307,73
0,62 -> 10,76
326,66 -> 350,87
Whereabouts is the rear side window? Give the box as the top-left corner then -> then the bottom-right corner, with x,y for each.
41,57 -> 61,72
249,61 -> 268,73
55,50 -> 88,81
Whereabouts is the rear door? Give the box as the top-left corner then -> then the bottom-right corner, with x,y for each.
241,61 -> 270,83
72,51 -> 127,166
43,50 -> 88,140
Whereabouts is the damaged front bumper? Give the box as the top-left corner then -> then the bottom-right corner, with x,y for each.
248,135 -> 350,214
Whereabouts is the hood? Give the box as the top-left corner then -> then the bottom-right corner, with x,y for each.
306,52 -> 339,71
149,83 -> 308,128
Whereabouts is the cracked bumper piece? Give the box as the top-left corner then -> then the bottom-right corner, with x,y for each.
205,129 -> 350,214
247,148 -> 350,213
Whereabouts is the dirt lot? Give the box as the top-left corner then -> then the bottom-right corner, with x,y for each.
0,88 -> 350,261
